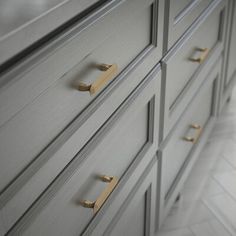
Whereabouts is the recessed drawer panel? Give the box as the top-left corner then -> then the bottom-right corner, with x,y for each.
7,68 -> 160,235
162,60 -> 221,200
86,157 -> 158,236
0,0 -> 163,129
0,0 -> 164,201
166,0 -> 213,49
161,0 -> 226,139
225,1 -> 236,87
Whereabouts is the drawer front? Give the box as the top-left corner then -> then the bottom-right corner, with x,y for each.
161,59 -> 221,202
0,0 -> 164,208
166,0 -> 213,49
225,1 -> 236,87
86,157 -> 158,236
6,67 -> 161,235
161,0 -> 226,139
0,0 -> 163,128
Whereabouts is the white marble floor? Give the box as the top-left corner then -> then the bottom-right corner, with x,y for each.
157,88 -> 236,236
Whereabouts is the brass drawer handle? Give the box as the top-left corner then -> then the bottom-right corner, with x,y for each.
189,48 -> 209,64
81,175 -> 118,214
183,123 -> 202,144
78,63 -> 118,95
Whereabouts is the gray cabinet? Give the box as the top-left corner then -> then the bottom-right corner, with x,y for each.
220,0 -> 236,107
164,0 -> 213,51
0,0 -> 164,233
158,57 -> 221,226
0,0 -> 235,235
84,157 -> 158,236
161,0 -> 227,141
0,0 -> 163,197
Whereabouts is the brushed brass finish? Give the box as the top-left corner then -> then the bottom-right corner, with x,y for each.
78,63 -> 118,95
81,200 -> 95,208
183,123 -> 202,144
81,175 -> 118,214
190,123 -> 201,129
189,48 -> 209,63
183,136 -> 195,143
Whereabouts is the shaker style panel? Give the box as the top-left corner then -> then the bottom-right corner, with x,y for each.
0,0 -> 164,216
159,58 -> 221,224
224,0 -> 236,87
86,157 -> 158,236
162,80 -> 213,199
0,0 -> 163,129
166,0 -> 213,50
161,0 -> 226,140
6,67 -> 161,236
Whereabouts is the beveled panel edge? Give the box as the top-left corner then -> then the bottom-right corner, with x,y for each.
169,46 -> 222,115
83,155 -> 158,236
163,64 -> 221,204
0,0 -> 156,89
174,0 -> 200,25
162,0 -> 224,63
163,117 -> 216,216
168,1 -> 226,113
159,56 -> 222,150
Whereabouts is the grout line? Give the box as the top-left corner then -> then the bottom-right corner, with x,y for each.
202,195 -> 235,236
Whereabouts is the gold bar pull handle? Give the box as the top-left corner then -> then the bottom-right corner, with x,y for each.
183,136 -> 195,143
183,123 -> 202,144
81,175 -> 118,214
78,63 -> 118,95
189,48 -> 209,64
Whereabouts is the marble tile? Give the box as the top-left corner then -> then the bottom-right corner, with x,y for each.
210,158 -> 235,174
208,219 -> 233,236
183,169 -> 209,190
221,140 -> 236,168
161,202 -> 215,231
201,177 -> 225,197
208,125 -> 236,142
209,101 -> 236,141
190,219 -> 232,236
157,228 -> 195,236
203,193 -> 236,235
213,170 -> 236,200
198,140 -> 225,161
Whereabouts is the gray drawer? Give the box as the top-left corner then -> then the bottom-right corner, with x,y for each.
162,82 -> 213,199
85,157 -> 158,236
0,0 -> 163,128
161,0 -> 226,140
5,66 -> 161,235
165,0 -> 213,50
159,58 -> 222,223
0,0 -> 164,211
225,1 -> 236,87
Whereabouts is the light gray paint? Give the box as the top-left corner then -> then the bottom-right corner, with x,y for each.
158,57 -> 222,226
0,0 -> 163,212
6,62 -> 161,235
160,0 -> 226,142
224,0 -> 236,87
0,0 -> 236,235
164,0 -> 213,51
84,156 -> 158,236
0,0 -> 116,66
